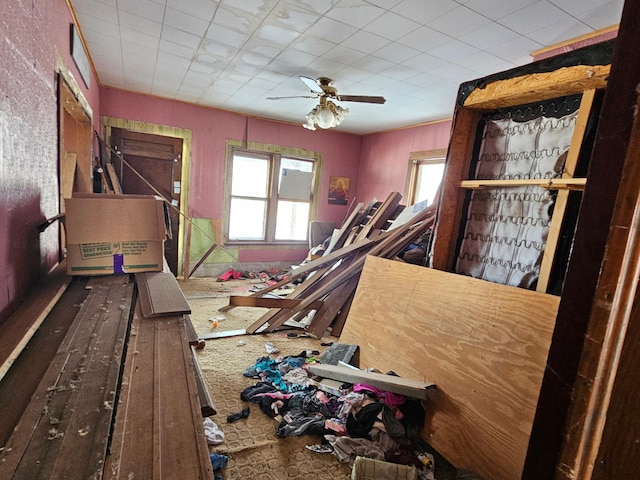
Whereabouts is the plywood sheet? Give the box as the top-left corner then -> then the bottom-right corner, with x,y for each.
339,256 -> 560,480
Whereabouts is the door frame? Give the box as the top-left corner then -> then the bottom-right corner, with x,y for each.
101,116 -> 192,279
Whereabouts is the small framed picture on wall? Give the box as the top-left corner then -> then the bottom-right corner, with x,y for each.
328,176 -> 349,205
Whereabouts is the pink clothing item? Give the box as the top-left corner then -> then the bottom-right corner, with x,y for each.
353,383 -> 406,409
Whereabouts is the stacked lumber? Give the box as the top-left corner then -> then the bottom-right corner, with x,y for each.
222,192 -> 437,338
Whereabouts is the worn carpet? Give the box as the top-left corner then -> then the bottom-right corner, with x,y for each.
179,277 -> 353,480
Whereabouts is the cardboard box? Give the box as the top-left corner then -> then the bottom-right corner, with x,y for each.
64,194 -> 168,276
351,457 -> 418,480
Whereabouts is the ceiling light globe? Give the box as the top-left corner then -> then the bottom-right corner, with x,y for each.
316,107 -> 336,129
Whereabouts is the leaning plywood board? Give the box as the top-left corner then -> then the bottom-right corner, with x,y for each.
136,271 -> 191,318
339,256 -> 560,480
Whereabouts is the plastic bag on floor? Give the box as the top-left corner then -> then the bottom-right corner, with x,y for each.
204,417 -> 224,445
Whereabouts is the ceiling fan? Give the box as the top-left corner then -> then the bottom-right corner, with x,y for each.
267,76 -> 386,130
267,76 -> 386,104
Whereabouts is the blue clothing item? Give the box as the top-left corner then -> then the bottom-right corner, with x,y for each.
209,453 -> 229,470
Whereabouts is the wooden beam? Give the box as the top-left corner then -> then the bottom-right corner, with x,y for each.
464,65 -> 610,110
0,262 -> 71,382
307,364 -> 436,400
537,89 -> 596,293
460,178 -> 586,190
228,295 -> 323,310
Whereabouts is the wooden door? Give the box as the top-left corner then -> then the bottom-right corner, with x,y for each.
110,128 -> 183,276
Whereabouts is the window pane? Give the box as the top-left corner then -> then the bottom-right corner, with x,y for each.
232,154 -> 269,197
278,158 -> 314,201
275,201 -> 309,241
416,162 -> 445,205
229,197 -> 266,240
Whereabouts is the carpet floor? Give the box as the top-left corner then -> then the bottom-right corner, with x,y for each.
179,277 -> 353,480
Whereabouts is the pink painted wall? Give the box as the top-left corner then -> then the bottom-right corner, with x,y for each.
0,0 -> 99,322
99,88 -> 363,265
357,120 -> 453,204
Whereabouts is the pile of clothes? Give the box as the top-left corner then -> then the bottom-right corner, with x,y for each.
239,352 -> 435,479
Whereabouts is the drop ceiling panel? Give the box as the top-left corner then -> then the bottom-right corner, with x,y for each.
70,0 -> 624,134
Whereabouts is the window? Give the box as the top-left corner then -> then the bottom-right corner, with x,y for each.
225,142 -> 319,244
406,149 -> 447,206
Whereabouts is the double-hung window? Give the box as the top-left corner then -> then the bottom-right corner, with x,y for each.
225,143 -> 319,244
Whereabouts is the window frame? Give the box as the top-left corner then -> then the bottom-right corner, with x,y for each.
405,148 -> 448,205
224,140 -> 321,245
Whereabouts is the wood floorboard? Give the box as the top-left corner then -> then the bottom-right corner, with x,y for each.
0,277 -> 89,447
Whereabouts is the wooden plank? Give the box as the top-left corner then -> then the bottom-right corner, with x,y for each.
463,64 -> 610,110
191,346 -> 216,417
184,314 -> 203,348
537,89 -> 596,293
460,178 -> 586,190
200,328 -> 247,340
136,271 -> 191,318
229,295 -> 323,310
61,152 -> 77,201
219,238 -> 372,313
354,192 -> 402,240
307,364 -> 435,400
305,275 -> 360,339
431,108 -> 483,271
339,256 -> 560,480
106,163 -> 123,194
0,281 -> 133,479
0,262 -> 71,382
325,202 -> 364,254
106,306 -> 212,479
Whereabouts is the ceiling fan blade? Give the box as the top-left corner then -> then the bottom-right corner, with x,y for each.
299,76 -> 324,94
336,94 -> 386,104
266,95 -> 318,100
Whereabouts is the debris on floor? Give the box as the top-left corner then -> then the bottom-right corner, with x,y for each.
236,346 -> 437,480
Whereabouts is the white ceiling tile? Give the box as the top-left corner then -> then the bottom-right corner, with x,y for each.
323,44 -> 367,64
157,52 -> 192,69
458,22 -> 520,50
165,7 -> 210,36
362,11 -> 421,41
166,0 -> 218,20
366,0 -> 404,9
182,70 -> 214,88
550,0 -> 623,18
74,0 -> 119,22
325,0 -> 386,29
118,12 -> 163,37
306,16 -> 357,43
499,2 -> 575,36
221,0 -> 278,16
160,39 -> 199,58
276,48 -> 318,66
463,0 -> 533,20
391,0 -> 459,24
429,62 -> 478,83
428,39 -> 481,62
75,14 -> 120,38
161,25 -> 202,48
378,63 -> 422,80
200,41 -> 237,59
428,5 -> 492,36
291,33 -> 337,56
303,57 -> 349,76
256,24 -> 302,46
120,28 -> 160,50
374,42 -> 421,64
485,34 -> 541,63
293,0 -> 341,15
560,0 -> 625,29
456,50 -> 516,76
526,19 -> 592,46
351,54 -> 395,73
401,53 -> 447,73
397,26 -> 449,51
205,24 -> 249,48
269,2 -> 320,32
117,0 -> 166,22
212,5 -> 263,33
340,30 -> 390,54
